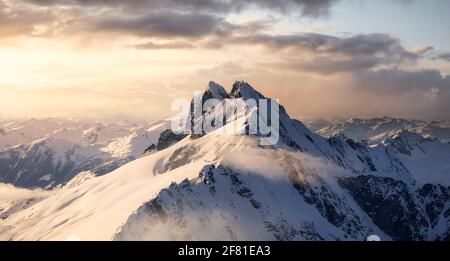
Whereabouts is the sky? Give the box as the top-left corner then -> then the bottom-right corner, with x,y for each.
0,0 -> 449,121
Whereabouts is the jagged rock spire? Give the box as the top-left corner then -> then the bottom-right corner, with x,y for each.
229,81 -> 265,100
207,81 -> 229,100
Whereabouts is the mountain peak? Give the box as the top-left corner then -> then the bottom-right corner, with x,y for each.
229,81 -> 265,100
390,129 -> 425,142
382,129 -> 428,156
207,81 -> 229,100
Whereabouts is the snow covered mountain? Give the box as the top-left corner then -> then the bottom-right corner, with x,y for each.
305,117 -> 450,145
0,137 -> 115,188
0,119 -> 175,188
0,118 -> 140,149
1,81 -> 449,241
382,130 -> 450,186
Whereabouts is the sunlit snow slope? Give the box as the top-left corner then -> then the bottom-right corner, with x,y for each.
1,81 -> 449,241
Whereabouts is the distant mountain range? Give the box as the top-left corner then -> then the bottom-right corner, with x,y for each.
1,82 -> 449,241
0,118 -> 177,188
305,117 -> 450,145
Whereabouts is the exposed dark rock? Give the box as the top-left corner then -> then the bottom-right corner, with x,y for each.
144,129 -> 187,154
338,175 -> 429,240
417,184 -> 450,227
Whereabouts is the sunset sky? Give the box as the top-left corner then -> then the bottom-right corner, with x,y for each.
1,0 -> 449,120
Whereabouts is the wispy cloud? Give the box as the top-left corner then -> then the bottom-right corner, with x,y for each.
232,33 -> 419,74
0,0 -> 340,40
433,52 -> 450,62
1,0 -> 450,120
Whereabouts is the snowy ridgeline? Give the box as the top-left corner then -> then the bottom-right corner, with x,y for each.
1,81 -> 450,241
305,117 -> 450,145
0,118 -> 181,188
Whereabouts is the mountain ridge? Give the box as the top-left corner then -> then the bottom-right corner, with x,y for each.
1,81 -> 449,241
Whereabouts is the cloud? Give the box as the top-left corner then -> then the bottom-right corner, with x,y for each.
352,68 -> 450,94
24,0 -> 341,17
0,183 -> 48,201
94,11 -> 233,38
325,34 -> 415,58
237,33 -> 419,74
255,33 -> 415,58
1,0 -> 424,76
260,68 -> 450,120
0,0 -> 55,39
349,69 -> 450,119
131,41 -> 195,50
433,52 -> 450,62
0,1 -> 284,41
243,0 -> 340,17
276,57 -> 382,75
409,45 -> 434,55
2,0 -> 438,76
23,0 -> 239,13
0,0 -> 342,39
